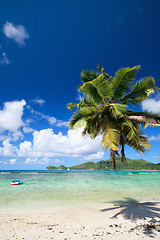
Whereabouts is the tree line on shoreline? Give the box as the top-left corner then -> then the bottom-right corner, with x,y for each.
46,158 -> 160,171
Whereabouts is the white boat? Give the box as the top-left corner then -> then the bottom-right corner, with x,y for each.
11,179 -> 21,185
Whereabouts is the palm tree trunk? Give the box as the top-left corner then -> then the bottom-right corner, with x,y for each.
120,134 -> 126,163
111,150 -> 116,171
127,116 -> 160,125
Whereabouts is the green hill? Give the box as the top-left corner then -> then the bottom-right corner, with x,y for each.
46,158 -> 160,171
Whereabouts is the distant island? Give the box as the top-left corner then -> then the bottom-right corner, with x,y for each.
45,157 -> 160,171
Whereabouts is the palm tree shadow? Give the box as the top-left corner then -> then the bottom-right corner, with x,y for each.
100,198 -> 160,221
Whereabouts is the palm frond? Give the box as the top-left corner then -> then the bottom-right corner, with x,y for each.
101,120 -> 120,151
80,73 -> 110,103
67,102 -> 77,110
122,121 -> 151,153
86,115 -> 101,138
77,97 -> 97,109
110,65 -> 141,100
69,108 -> 95,129
80,70 -> 99,83
120,77 -> 159,106
67,97 -> 97,111
109,103 -> 128,119
126,135 -> 151,153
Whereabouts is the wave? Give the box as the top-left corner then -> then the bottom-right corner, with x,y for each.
19,172 -> 40,175
0,172 -> 10,174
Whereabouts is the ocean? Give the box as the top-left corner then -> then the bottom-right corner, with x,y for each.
0,170 -> 160,209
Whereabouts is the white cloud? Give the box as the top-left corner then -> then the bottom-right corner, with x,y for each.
11,131 -> 23,141
152,156 -> 160,159
18,141 -> 32,157
47,116 -> 57,124
83,151 -> 104,161
52,158 -> 64,164
23,119 -> 34,133
0,52 -> 10,65
32,98 -> 45,106
142,99 -> 160,114
10,158 -> 17,165
31,109 -> 69,127
0,139 -> 16,156
25,157 -> 51,165
17,128 -> 104,159
56,120 -> 69,127
25,158 -> 38,164
0,100 -> 26,132
77,92 -> 84,102
23,126 -> 34,133
149,134 -> 160,141
2,21 -> 29,46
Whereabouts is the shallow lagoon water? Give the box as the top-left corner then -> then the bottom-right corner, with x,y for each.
0,171 -> 160,209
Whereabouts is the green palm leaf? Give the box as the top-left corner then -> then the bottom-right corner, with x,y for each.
80,70 -> 99,83
110,65 -> 141,100
109,103 -> 128,118
101,120 -> 120,151
69,108 -> 95,129
67,97 -> 97,110
80,73 -> 110,103
120,77 -> 159,106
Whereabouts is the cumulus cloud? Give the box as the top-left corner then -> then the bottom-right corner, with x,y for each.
0,52 -> 10,65
2,21 -> 29,46
10,158 -> 17,164
18,141 -> 32,157
32,97 -> 45,106
83,151 -> 104,161
142,99 -> 160,114
0,100 -> 26,132
23,126 -> 34,133
149,134 -> 160,141
23,119 -> 34,133
0,139 -> 16,156
17,128 -> 103,159
11,131 -> 23,141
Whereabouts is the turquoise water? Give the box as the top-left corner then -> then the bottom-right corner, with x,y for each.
0,170 -> 160,209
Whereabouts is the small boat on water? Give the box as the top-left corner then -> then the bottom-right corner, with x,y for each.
11,179 -> 21,185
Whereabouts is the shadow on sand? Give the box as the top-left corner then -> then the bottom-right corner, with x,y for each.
100,198 -> 160,237
100,198 -> 160,236
100,197 -> 160,220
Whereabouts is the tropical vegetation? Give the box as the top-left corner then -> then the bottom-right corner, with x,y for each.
45,158 -> 160,171
67,65 -> 160,170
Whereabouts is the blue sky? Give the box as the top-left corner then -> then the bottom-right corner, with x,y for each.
0,0 -> 160,169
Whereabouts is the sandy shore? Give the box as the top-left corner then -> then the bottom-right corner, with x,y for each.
0,201 -> 160,240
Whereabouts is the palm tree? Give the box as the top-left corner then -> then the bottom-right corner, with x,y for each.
67,65 -> 159,170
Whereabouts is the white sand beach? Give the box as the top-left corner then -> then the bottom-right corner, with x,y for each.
1,201 -> 160,240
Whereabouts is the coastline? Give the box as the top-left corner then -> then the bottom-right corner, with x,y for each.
44,169 -> 160,171
1,171 -> 160,239
1,201 -> 160,239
